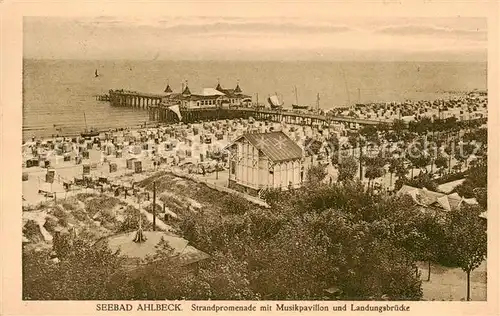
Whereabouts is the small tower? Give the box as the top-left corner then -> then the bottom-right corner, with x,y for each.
164,80 -> 173,95
182,80 -> 191,96
216,78 -> 223,92
234,79 -> 242,94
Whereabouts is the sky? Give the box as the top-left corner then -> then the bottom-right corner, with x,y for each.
23,16 -> 487,61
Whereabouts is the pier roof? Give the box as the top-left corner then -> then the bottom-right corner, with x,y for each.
201,88 -> 226,96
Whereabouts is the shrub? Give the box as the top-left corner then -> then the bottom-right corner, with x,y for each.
85,196 -> 121,218
71,208 -> 88,222
43,217 -> 59,235
220,194 -> 251,215
76,193 -> 96,202
23,220 -> 44,243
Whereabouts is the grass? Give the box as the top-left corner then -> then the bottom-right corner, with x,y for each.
76,193 -> 97,202
138,172 -> 262,218
117,205 -> 152,232
85,195 -> 121,218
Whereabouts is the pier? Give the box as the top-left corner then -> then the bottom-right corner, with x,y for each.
149,105 -> 389,128
95,94 -> 110,101
108,89 -> 164,109
107,88 -> 391,127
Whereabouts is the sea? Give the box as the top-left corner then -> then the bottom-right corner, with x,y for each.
23,59 -> 487,140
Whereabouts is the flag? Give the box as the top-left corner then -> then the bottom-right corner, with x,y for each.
168,104 -> 182,121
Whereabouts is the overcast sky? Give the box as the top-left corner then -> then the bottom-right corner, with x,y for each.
23,16 -> 487,61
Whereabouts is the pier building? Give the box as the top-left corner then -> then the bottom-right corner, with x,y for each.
161,81 -> 252,109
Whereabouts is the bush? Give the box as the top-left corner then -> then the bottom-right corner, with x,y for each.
51,205 -> 71,227
85,196 -> 121,218
220,194 -> 251,215
71,208 -> 88,222
76,193 -> 96,202
43,217 -> 59,235
62,201 -> 76,211
118,206 -> 152,232
100,208 -> 117,222
52,205 -> 67,220
23,220 -> 45,243
395,174 -> 438,192
434,171 -> 468,185
144,203 -> 163,214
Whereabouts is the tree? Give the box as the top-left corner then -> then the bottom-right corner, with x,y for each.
393,119 -> 407,136
434,154 -> 448,176
359,125 -> 378,143
338,156 -> 358,182
304,137 -> 322,156
443,205 -> 487,301
388,158 -> 405,189
306,164 -> 328,185
363,154 -> 386,192
410,213 -> 446,282
365,165 -> 385,192
190,251 -> 256,300
407,153 -> 431,178
454,164 -> 487,209
454,142 -> 476,171
348,134 -> 358,156
23,237 -> 129,300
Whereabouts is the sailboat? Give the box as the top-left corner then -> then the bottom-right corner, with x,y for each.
315,93 -> 321,112
292,86 -> 309,110
95,69 -> 99,78
267,93 -> 283,110
340,65 -> 351,109
81,112 -> 99,137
